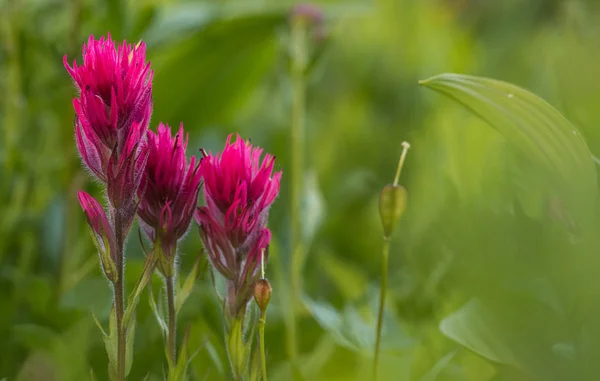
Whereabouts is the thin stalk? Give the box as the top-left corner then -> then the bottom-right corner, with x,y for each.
259,310 -> 268,381
372,238 -> 390,381
114,212 -> 126,381
166,275 -> 176,365
288,16 -> 308,364
373,142 -> 410,380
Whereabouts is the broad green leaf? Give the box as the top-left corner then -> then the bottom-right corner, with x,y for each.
61,278 -> 112,320
420,73 -> 597,230
439,299 -> 519,369
144,2 -> 372,47
303,295 -> 414,354
151,12 -> 287,130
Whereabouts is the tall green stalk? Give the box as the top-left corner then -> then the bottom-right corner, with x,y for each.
372,238 -> 390,381
259,310 -> 268,381
113,212 -> 126,381
373,142 -> 410,381
289,17 -> 308,362
166,275 -> 176,365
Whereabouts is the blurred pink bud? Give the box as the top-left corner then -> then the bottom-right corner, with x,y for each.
138,123 -> 202,262
78,191 -> 118,282
291,3 -> 325,25
64,34 -> 153,182
291,3 -> 327,42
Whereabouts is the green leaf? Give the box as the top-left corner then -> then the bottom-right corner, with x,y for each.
439,299 -> 519,368
317,250 -> 368,301
189,319 -> 227,378
61,278 -> 112,320
104,307 -> 119,378
175,255 -> 202,314
148,281 -> 168,335
419,73 -> 597,230
125,316 -> 136,377
150,11 -> 287,130
169,325 -> 193,381
226,317 -> 251,379
123,253 -> 156,328
419,351 -> 456,381
303,295 -> 414,354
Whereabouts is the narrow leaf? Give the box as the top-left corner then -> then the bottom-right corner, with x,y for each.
170,324 -> 192,381
148,281 -> 168,334
175,254 -> 202,314
123,253 -> 156,327
125,317 -> 136,376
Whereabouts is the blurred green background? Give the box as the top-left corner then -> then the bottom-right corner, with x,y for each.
3,0 -> 600,380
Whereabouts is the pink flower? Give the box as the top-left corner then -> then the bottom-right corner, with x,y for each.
78,191 -> 118,282
64,34 -> 153,183
138,123 -> 201,265
195,134 -> 281,317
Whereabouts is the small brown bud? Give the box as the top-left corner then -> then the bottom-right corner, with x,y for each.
379,184 -> 407,238
253,278 -> 272,312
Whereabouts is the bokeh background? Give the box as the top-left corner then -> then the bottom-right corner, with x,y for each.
3,0 -> 600,380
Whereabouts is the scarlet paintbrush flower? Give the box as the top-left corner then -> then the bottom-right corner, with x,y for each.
137,123 -> 201,275
195,134 -> 281,318
64,34 -> 153,186
78,191 -> 118,283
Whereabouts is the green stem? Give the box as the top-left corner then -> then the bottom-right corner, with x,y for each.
289,16 -> 308,364
114,212 -> 126,381
259,310 -> 268,381
166,275 -> 177,366
372,238 -> 390,381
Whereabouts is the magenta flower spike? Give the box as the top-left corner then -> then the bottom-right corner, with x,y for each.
64,34 -> 153,191
78,191 -> 118,282
138,123 -> 202,275
66,34 -> 154,381
195,134 -> 281,318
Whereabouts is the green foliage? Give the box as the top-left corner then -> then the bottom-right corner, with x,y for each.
4,0 -> 600,380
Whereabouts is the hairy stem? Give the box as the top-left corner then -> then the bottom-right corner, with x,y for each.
114,211 -> 126,381
166,275 -> 176,365
373,238 -> 390,381
259,310 -> 268,381
289,16 -> 308,364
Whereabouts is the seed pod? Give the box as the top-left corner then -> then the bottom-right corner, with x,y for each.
379,184 -> 407,238
253,278 -> 272,312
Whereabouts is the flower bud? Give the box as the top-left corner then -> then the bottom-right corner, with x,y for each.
253,278 -> 272,313
78,191 -> 118,283
379,184 -> 407,239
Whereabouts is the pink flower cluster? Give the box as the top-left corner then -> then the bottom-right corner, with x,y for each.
66,35 -> 281,301
137,123 -> 201,273
65,35 -> 152,212
195,135 -> 282,317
